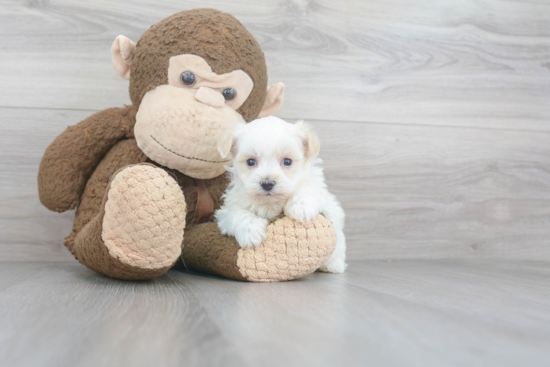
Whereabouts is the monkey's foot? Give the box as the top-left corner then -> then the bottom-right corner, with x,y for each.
102,165 -> 186,269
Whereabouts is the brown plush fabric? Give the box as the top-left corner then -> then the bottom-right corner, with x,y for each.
72,138 -> 147,234
193,179 -> 214,223
129,8 -> 267,122
179,215 -> 337,282
38,106 -> 136,212
70,219 -> 174,280
180,222 -> 247,281
68,182 -> 175,280
65,164 -> 179,280
38,9 -> 337,282
101,164 -> 186,269
62,136 -> 231,279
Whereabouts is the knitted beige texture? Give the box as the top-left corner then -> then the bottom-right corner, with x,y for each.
102,165 -> 186,269
236,215 -> 337,282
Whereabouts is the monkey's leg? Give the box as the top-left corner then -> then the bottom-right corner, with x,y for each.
66,164 -> 186,280
180,215 -> 337,282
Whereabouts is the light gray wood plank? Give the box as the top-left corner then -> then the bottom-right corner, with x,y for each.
2,106 -> 550,261
350,260 -> 550,338
0,0 -> 549,130
0,107 -> 92,261
0,260 -> 549,367
307,118 -> 550,260
0,262 -> 245,367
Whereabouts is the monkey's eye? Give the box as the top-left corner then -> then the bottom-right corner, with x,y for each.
222,88 -> 237,101
247,159 -> 256,167
180,71 -> 196,87
283,158 -> 292,166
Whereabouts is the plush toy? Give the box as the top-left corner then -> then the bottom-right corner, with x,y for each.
37,8 -> 336,282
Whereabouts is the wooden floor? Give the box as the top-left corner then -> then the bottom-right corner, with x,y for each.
1,0 -> 550,366
0,260 -> 549,367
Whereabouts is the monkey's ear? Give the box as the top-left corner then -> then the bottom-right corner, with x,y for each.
296,120 -> 320,159
111,35 -> 136,80
258,82 -> 285,118
217,131 -> 234,159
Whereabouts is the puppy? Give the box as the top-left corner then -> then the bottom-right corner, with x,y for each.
215,116 -> 347,273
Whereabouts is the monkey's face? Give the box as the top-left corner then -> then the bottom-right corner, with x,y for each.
111,9 -> 286,179
134,55 -> 254,179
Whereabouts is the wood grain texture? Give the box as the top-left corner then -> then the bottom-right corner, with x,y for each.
0,260 -> 549,367
0,0 -> 549,129
1,1 -> 549,259
0,107 -> 90,261
309,118 -> 550,260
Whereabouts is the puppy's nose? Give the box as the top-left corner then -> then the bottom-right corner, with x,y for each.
195,87 -> 225,108
260,180 -> 276,192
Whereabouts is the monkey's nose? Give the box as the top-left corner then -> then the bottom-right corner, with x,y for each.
195,87 -> 225,108
260,180 -> 276,192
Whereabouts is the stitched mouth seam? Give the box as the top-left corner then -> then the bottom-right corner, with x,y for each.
150,135 -> 231,164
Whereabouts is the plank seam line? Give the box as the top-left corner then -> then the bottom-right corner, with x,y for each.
2,105 -> 550,135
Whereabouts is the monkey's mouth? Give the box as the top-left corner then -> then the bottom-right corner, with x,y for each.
150,135 -> 231,164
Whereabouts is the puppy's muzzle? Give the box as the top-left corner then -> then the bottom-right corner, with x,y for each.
260,180 -> 276,192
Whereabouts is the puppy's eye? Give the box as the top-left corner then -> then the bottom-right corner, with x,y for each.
222,88 -> 236,101
283,158 -> 292,166
247,159 -> 256,167
181,71 -> 196,87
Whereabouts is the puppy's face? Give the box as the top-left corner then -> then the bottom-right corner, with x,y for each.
219,117 -> 320,204
234,132 -> 305,204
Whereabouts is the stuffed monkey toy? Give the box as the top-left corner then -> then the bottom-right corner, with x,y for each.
38,9 -> 336,282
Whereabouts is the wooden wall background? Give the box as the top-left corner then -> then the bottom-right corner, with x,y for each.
1,0 -> 549,262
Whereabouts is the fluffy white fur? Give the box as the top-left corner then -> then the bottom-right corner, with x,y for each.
215,116 -> 347,273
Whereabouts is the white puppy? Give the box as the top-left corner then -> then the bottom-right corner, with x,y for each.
215,116 -> 347,273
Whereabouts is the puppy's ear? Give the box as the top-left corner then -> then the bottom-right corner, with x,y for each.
296,121 -> 320,158
219,122 -> 245,158
218,131 -> 234,159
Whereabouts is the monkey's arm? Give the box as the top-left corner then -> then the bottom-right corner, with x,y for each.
180,214 -> 336,282
38,106 -> 137,212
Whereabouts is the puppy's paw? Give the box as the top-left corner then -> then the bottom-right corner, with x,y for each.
284,197 -> 320,224
235,217 -> 268,248
319,255 -> 347,274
